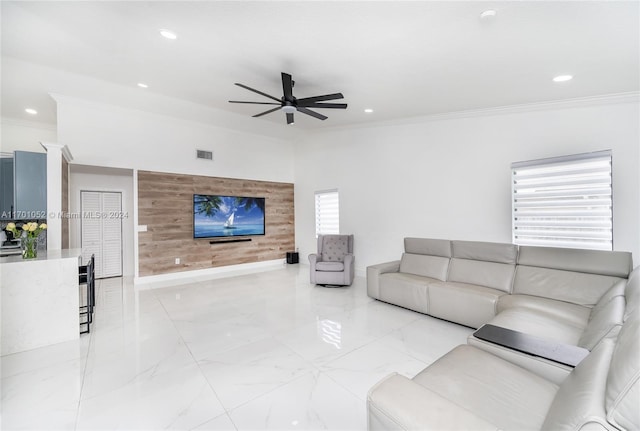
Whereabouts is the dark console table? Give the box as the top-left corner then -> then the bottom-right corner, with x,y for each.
473,324 -> 589,368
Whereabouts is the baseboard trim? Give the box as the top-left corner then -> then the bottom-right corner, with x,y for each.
134,259 -> 285,289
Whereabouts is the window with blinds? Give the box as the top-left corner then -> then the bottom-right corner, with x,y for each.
511,150 -> 613,251
315,190 -> 339,237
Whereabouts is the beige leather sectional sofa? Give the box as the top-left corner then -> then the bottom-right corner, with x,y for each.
366,238 -> 639,430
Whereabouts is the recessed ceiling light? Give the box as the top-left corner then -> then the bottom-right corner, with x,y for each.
480,10 -> 497,19
364,108 -> 374,113
137,83 -> 149,88
553,75 -> 573,82
159,29 -> 177,40
25,108 -> 37,115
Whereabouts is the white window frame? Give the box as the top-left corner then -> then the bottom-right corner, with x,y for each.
511,150 -> 613,251
315,189 -> 339,237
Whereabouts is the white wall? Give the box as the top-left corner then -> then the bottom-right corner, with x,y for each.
69,165 -> 135,276
1,118 -> 56,153
56,96 -> 295,183
295,98 -> 640,271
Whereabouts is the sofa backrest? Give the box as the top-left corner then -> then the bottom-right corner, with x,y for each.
513,246 -> 632,307
447,240 -> 518,292
624,267 -> 639,321
541,336 -> 614,431
399,238 -> 451,281
605,310 -> 639,430
578,280 -> 626,350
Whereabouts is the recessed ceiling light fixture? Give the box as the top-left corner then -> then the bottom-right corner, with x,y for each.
137,83 -> 149,88
159,29 -> 177,40
553,75 -> 573,82
364,108 -> 374,113
480,9 -> 497,19
25,108 -> 37,115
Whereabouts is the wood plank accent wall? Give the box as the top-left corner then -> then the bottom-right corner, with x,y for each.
138,170 -> 294,277
61,157 -> 69,249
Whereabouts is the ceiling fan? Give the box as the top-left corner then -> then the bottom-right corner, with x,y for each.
229,72 -> 347,125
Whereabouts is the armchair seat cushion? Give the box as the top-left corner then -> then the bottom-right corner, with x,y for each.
315,261 -> 345,272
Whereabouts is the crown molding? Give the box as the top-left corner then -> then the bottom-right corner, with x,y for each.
315,92 -> 640,135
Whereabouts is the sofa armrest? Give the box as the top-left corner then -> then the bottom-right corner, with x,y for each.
367,373 -> 498,431
367,260 -> 400,299
344,253 -> 355,284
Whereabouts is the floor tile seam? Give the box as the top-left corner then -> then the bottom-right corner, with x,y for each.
155,292 -> 231,425
190,412 -> 238,431
74,322 -> 95,430
224,368 -> 316,414
319,369 -> 369,403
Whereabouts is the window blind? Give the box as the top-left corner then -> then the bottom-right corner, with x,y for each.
511,150 -> 612,251
315,189 -> 339,237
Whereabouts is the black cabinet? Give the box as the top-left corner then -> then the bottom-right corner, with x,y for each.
0,158 -> 14,220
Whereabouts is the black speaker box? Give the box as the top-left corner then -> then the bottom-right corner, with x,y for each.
286,252 -> 299,264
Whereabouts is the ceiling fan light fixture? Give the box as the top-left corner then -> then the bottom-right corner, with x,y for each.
281,105 -> 297,114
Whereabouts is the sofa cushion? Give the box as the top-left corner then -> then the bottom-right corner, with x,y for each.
497,294 -> 591,327
320,235 -> 349,262
315,261 -> 344,272
605,312 -> 640,430
513,265 -> 622,307
404,237 -> 451,257
452,240 -> 518,264
428,282 -> 505,329
487,307 -> 585,346
517,246 -> 632,279
399,253 -> 449,281
412,345 -> 558,430
379,272 -> 431,314
367,373 -> 498,431
448,258 -> 515,293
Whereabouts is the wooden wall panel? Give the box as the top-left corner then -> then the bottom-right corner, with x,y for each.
137,170 -> 294,277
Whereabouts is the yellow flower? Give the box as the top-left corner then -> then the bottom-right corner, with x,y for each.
28,223 -> 37,232
39,223 -> 47,230
6,222 -> 15,230
22,224 -> 29,231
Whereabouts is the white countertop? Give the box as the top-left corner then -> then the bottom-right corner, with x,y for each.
0,248 -> 82,264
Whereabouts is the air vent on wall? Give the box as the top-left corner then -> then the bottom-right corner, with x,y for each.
196,150 -> 213,160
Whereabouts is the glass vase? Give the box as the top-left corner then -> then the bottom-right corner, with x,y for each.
21,235 -> 38,259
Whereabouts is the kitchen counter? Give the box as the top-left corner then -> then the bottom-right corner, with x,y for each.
1,248 -> 82,355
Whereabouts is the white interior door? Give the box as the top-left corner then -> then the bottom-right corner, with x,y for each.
81,191 -> 122,278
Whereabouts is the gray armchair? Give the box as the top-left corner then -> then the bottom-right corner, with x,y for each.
308,234 -> 355,286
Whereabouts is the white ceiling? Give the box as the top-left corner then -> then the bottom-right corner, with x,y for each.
2,1 -> 638,131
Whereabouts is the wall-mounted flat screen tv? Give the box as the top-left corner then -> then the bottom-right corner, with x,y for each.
193,194 -> 265,238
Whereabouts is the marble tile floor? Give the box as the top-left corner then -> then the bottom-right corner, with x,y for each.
1,265 -> 473,430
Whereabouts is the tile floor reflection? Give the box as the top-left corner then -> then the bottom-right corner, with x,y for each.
0,265 -> 472,430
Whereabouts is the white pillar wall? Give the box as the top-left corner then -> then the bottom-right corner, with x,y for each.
40,142 -> 72,250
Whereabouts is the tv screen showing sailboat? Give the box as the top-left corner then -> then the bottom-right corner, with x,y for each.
193,194 -> 265,238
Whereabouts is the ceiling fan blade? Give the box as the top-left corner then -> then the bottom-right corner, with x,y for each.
252,107 -> 282,118
282,73 -> 294,102
297,107 -> 328,121
235,83 -> 282,103
229,101 -> 281,105
286,113 -> 294,124
299,102 -> 348,109
296,93 -> 344,104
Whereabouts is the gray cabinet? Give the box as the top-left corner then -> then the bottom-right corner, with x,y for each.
0,158 -> 14,220
0,151 -> 47,220
14,151 -> 47,219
